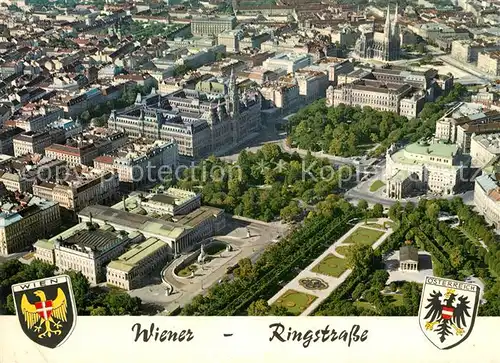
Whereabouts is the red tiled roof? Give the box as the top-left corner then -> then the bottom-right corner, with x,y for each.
488,188 -> 500,201
94,155 -> 114,164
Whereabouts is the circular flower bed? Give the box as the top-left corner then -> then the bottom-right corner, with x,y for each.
299,277 -> 329,290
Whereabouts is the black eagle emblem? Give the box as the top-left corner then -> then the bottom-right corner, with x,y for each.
423,289 -> 471,342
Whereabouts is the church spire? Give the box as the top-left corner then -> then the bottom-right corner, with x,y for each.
383,4 -> 391,42
393,3 -> 399,33
228,67 -> 239,118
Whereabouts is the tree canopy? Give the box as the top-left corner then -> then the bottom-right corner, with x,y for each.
173,145 -> 355,222
287,84 -> 468,157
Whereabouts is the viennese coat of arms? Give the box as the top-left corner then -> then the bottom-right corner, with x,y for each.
419,276 -> 480,350
11,275 -> 77,349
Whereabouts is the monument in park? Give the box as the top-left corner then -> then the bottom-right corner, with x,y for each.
198,244 -> 207,264
399,245 -> 419,272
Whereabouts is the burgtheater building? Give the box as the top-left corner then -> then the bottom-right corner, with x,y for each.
108,71 -> 261,158
385,139 -> 472,199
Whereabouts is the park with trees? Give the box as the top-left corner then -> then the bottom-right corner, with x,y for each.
180,190 -> 500,317
180,197 -> 362,316
287,83 -> 468,157
79,83 -> 155,127
172,144 -> 355,222
315,197 -> 500,316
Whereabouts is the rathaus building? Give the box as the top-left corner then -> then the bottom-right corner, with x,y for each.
354,4 -> 401,62
108,70 -> 261,158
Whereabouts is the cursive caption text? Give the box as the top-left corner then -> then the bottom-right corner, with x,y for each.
269,323 -> 368,348
132,323 -> 194,343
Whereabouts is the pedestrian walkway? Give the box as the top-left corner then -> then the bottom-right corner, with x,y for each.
267,218 -> 394,316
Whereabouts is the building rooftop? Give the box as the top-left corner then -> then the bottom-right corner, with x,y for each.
405,140 -> 458,158
173,206 -> 223,228
476,173 -> 499,193
473,133 -> 500,155
94,139 -> 176,165
79,205 -> 189,241
400,245 -> 419,262
107,237 -> 166,273
0,195 -> 57,228
390,140 -> 470,168
34,239 -> 54,251
483,50 -> 500,59
62,227 -> 123,252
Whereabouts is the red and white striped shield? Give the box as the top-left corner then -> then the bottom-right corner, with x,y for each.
441,306 -> 454,320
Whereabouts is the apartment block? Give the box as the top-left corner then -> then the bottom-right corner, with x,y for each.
0,127 -> 24,155
435,104 -> 500,152
470,133 -> 500,168
0,154 -> 66,193
477,51 -> 500,77
474,173 -> 500,230
191,16 -> 237,36
0,195 -> 60,255
32,167 -> 119,213
13,129 -> 65,156
93,140 -> 178,187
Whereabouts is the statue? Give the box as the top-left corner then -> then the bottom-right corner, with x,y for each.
246,228 -> 251,238
326,85 -> 334,107
197,244 -> 207,264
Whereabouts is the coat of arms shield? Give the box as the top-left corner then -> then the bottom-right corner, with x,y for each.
11,275 -> 77,349
418,276 -> 480,350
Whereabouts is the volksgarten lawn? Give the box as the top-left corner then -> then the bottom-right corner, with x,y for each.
273,289 -> 318,315
334,245 -> 351,257
311,254 -> 348,277
342,227 -> 385,246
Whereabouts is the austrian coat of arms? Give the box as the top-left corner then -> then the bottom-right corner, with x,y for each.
419,276 -> 480,350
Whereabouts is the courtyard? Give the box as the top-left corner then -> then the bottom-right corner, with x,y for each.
128,216 -> 288,314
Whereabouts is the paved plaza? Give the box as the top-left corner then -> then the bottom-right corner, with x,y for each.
128,216 -> 287,314
268,219 -> 394,316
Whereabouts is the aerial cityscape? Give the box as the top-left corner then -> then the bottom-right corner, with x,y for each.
0,0 -> 499,318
